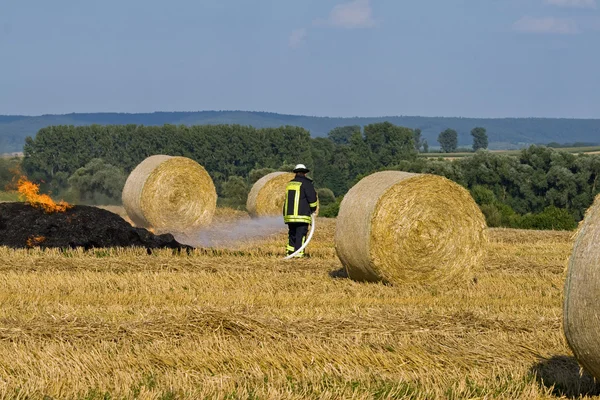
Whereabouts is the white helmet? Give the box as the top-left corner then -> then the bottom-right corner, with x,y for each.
293,164 -> 310,173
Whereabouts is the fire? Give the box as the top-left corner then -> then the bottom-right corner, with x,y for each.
26,235 -> 46,247
17,177 -> 72,213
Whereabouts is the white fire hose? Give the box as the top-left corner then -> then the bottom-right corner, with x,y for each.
284,214 -> 316,260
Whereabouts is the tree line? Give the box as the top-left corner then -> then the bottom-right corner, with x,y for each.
16,122 -> 600,230
435,127 -> 488,152
387,147 -> 599,230
4,111 -> 600,153
22,124 -> 312,195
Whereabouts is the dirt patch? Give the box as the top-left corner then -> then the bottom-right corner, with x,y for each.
0,202 -> 189,250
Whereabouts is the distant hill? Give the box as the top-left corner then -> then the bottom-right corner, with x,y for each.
0,111 -> 599,153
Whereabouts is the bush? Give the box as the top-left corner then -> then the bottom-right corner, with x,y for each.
249,168 -> 276,184
479,202 -> 522,228
221,175 -> 249,210
319,196 -> 343,218
317,188 -> 336,206
518,206 -> 577,231
479,203 -> 576,231
471,185 -> 496,206
389,159 -> 428,173
0,157 -> 22,190
67,158 -> 127,205
278,163 -> 296,173
496,203 -> 522,228
0,191 -> 21,202
480,204 -> 502,227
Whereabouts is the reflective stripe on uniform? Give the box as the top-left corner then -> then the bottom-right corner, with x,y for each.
284,182 -> 302,219
309,201 -> 318,208
294,185 -> 300,216
283,215 -> 312,224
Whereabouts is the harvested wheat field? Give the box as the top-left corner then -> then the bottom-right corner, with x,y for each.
0,212 -> 596,399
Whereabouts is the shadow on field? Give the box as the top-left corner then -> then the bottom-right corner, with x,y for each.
532,355 -> 600,398
329,267 -> 349,279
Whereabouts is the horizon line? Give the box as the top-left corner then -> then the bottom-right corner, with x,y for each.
1,110 -> 599,120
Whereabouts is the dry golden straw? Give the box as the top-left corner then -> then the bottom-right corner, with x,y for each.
0,216 -> 586,398
335,171 -> 487,284
246,172 -> 295,218
563,193 -> 600,380
122,155 -> 217,234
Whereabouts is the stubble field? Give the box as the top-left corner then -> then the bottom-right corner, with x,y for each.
0,211 -> 597,399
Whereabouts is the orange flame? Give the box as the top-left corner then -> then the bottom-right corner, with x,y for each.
17,177 -> 72,213
26,235 -> 46,247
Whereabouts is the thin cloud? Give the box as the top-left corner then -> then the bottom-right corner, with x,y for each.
317,0 -> 376,29
289,28 -> 307,48
545,0 -> 597,9
513,16 -> 580,34
578,15 -> 600,30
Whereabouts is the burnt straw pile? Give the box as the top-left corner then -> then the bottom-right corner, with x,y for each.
0,202 -> 189,250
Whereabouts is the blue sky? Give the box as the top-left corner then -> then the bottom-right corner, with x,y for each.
1,0 -> 599,118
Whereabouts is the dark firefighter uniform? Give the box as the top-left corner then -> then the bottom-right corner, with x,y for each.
283,172 -> 318,258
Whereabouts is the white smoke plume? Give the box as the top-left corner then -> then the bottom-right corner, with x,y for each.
174,216 -> 286,249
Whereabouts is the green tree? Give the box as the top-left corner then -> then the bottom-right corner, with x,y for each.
328,126 -> 361,145
423,140 -> 429,153
319,196 -> 343,218
249,168 -> 276,184
480,204 -> 502,227
471,127 -> 488,151
519,206 -> 577,231
310,137 -> 337,190
413,128 -> 424,152
348,131 -> 375,181
363,122 -> 417,168
470,185 -> 496,205
316,188 -> 336,206
67,158 -> 127,204
20,122 -> 600,230
278,163 -> 296,173
0,157 -> 22,190
422,159 -> 463,183
438,129 -> 458,153
221,175 -> 249,209
23,123 -> 314,194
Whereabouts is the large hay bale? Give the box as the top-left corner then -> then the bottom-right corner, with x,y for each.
122,155 -> 217,233
334,171 -> 487,284
246,172 -> 295,218
563,194 -> 600,380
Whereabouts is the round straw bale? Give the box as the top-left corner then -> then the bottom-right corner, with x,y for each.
122,155 -> 217,233
563,194 -> 600,380
335,171 -> 487,284
246,172 -> 295,218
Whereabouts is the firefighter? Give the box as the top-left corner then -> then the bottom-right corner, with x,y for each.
283,164 -> 318,258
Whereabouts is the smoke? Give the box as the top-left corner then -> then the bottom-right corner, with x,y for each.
174,216 -> 286,248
